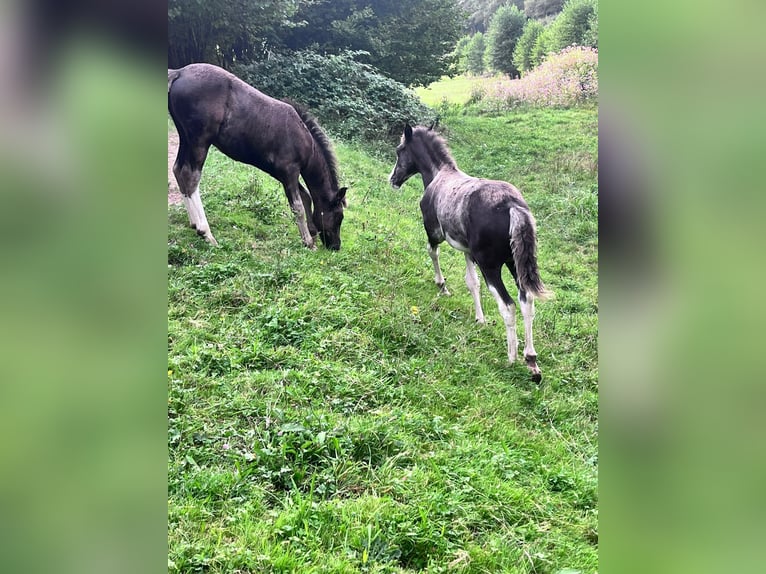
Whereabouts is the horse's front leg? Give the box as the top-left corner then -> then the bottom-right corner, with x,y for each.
427,241 -> 450,296
283,178 -> 315,249
299,184 -> 318,238
174,148 -> 218,246
464,254 -> 485,323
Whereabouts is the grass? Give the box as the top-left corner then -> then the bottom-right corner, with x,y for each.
414,75 -> 492,107
168,106 -> 597,573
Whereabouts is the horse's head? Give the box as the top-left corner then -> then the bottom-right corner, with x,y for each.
389,124 -> 419,189
314,187 -> 347,251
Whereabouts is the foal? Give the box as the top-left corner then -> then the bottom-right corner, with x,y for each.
389,125 -> 550,381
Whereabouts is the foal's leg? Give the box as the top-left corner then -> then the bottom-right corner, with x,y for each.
298,184 -> 318,237
480,266 -> 518,365
428,242 -> 450,295
519,290 -> 542,382
282,175 -> 315,249
173,144 -> 198,230
174,147 -> 218,246
464,254 -> 485,323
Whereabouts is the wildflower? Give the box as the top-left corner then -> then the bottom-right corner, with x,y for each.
168,369 -> 173,377
411,305 -> 419,316
222,443 -> 231,451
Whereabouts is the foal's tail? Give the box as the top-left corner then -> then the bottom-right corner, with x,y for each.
509,206 -> 552,300
168,68 -> 182,94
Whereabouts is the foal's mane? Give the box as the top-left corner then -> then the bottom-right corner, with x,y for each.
413,126 -> 457,169
285,100 -> 341,190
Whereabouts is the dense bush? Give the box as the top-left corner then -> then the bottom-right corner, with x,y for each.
513,19 -> 544,75
474,46 -> 597,110
235,50 -> 435,143
485,5 -> 527,78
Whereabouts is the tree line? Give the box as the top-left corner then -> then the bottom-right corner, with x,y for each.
455,0 -> 597,78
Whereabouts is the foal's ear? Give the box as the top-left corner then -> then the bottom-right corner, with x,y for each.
404,124 -> 413,142
338,186 -> 348,208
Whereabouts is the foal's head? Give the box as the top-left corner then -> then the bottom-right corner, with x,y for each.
314,187 -> 347,251
389,124 -> 453,189
388,124 -> 419,189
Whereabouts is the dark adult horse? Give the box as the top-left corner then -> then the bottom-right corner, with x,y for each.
389,125 -> 551,381
168,63 -> 347,250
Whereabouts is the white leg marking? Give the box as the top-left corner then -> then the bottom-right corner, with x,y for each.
464,255 -> 485,324
290,198 -> 315,249
182,195 -> 198,229
520,296 -> 537,359
488,285 -> 518,363
190,187 -> 218,246
428,243 -> 450,295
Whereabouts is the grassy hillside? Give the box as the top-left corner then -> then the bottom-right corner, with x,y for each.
168,106 -> 598,573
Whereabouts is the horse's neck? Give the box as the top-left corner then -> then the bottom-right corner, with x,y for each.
420,161 -> 451,190
303,152 -> 334,199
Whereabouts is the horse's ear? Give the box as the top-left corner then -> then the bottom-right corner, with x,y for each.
404,124 -> 413,142
338,186 -> 348,208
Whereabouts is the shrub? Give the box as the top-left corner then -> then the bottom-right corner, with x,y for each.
513,19 -> 544,75
480,46 -> 598,110
485,5 -> 527,78
235,50 -> 435,143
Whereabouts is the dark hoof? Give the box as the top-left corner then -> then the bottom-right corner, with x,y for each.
525,354 -> 542,383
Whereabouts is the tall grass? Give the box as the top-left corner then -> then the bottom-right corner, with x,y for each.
168,106 -> 597,573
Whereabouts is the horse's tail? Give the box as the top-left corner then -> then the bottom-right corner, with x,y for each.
509,206 -> 552,300
168,68 -> 182,94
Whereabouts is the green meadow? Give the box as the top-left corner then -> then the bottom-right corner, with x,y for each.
168,103 -> 597,573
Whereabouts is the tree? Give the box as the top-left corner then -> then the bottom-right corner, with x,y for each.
458,0 -> 525,33
530,22 -> 555,67
466,32 -> 487,75
452,35 -> 472,74
168,0 -> 306,68
549,0 -> 597,52
512,19 -> 544,75
280,0 -> 465,86
485,5 -> 527,78
523,0 -> 564,19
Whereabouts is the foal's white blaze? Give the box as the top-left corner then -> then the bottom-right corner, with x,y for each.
488,285 -> 518,363
519,296 -> 537,359
388,165 -> 401,189
464,254 -> 485,324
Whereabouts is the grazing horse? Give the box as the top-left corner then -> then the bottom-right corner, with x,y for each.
389,124 -> 551,381
168,63 -> 347,250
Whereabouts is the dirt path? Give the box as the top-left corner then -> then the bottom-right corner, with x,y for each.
168,127 -> 183,205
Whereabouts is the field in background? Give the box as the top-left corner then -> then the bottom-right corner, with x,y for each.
414,75 -> 488,106
168,107 -> 598,573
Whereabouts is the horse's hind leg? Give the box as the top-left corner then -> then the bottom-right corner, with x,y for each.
175,146 -> 218,246
519,290 -> 542,382
464,254 -> 485,323
480,265 -> 519,366
428,242 -> 450,295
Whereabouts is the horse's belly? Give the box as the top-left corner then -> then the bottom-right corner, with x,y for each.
445,232 -> 469,253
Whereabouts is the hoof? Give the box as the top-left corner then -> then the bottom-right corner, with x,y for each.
525,354 -> 542,382
437,283 -> 451,296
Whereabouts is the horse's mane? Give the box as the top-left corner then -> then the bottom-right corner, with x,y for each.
285,100 -> 340,190
413,126 -> 457,169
